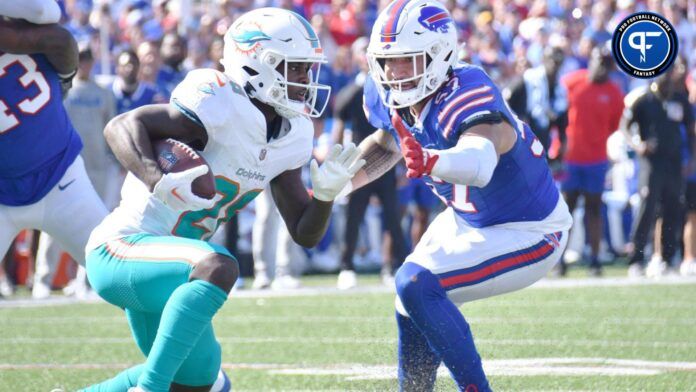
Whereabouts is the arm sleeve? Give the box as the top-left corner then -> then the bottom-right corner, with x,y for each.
170,69 -> 235,143
428,135 -> 498,188
0,0 -> 61,24
440,73 -> 514,144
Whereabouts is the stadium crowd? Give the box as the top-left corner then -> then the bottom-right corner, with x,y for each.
1,0 -> 696,298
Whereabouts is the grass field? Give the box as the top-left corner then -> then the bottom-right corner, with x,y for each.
1,272 -> 696,391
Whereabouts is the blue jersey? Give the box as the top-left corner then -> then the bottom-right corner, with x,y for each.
112,81 -> 163,115
0,53 -> 82,206
364,64 -> 559,228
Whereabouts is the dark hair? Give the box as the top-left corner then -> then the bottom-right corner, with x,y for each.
117,49 -> 140,66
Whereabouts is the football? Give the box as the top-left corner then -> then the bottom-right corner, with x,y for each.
152,138 -> 216,200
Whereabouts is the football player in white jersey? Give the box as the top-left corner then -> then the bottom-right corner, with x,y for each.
342,0 -> 573,390
82,8 -> 363,392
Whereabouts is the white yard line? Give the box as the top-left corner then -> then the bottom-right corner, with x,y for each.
3,336 -> 696,350
3,358 -> 694,378
1,276 -> 695,309
3,314 -> 696,327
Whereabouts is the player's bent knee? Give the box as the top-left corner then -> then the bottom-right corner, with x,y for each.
395,262 -> 443,307
190,253 -> 239,293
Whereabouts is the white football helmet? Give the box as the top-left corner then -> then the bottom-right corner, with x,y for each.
367,0 -> 458,108
221,8 -> 330,118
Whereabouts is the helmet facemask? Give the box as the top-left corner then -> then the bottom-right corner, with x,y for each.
259,51 -> 331,118
368,41 -> 453,109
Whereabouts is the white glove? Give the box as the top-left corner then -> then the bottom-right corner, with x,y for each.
152,165 -> 216,212
310,143 -> 366,202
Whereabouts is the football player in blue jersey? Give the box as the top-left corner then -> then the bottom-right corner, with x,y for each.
340,0 -> 573,390
0,6 -> 108,280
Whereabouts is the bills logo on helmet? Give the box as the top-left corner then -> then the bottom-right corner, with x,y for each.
232,27 -> 271,54
418,6 -> 452,33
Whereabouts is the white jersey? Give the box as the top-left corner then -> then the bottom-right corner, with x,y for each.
87,69 -> 314,251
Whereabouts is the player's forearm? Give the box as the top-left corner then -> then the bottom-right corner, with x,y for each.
291,198 -> 334,248
0,22 -> 78,76
104,113 -> 163,191
348,132 -> 401,193
43,28 -> 79,76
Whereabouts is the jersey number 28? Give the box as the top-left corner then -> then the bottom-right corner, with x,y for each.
0,54 -> 51,134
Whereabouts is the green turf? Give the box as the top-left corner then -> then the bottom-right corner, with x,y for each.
1,277 -> 695,391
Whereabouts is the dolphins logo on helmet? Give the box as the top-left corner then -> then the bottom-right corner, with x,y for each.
231,28 -> 272,54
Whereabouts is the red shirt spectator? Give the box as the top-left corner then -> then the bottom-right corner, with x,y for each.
562,68 -> 624,164
327,0 -> 359,46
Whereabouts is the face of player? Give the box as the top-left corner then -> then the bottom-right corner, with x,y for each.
383,55 -> 425,91
279,61 -> 312,102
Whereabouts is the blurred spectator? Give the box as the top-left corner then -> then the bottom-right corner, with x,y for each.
581,2 -> 612,46
327,0 -> 360,46
622,56 -> 693,278
663,1 -> 695,69
112,49 -> 164,115
311,13 -> 338,63
251,187 -> 301,290
66,0 -> 96,44
395,170 -> 441,250
208,37 -> 225,72
556,46 -> 624,277
505,45 -> 567,152
156,32 -> 188,99
332,37 -> 407,289
136,40 -> 162,84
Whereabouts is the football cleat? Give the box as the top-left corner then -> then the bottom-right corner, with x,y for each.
211,369 -> 232,392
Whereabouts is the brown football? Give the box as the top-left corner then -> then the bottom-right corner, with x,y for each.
152,138 -> 216,200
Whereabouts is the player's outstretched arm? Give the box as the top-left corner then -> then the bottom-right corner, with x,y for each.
394,114 -> 515,187
341,128 -> 402,196
104,104 -> 208,192
270,168 -> 333,248
0,0 -> 61,24
271,144 -> 364,248
0,19 -> 77,76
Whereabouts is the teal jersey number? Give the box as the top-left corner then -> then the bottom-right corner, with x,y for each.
173,176 -> 262,240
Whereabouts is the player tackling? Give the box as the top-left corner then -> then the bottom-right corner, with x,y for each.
345,0 -> 573,390
82,8 -> 363,392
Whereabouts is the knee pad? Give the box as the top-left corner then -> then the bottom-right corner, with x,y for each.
395,263 -> 444,310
